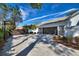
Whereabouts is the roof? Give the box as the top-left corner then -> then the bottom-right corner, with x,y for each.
38,16 -> 68,26
37,10 -> 79,26
15,27 -> 24,30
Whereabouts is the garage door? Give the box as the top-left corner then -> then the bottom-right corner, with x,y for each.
43,27 -> 57,34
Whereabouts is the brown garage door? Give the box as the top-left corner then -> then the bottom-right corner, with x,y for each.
43,27 -> 57,34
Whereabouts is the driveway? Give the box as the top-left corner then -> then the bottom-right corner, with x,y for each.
1,34 -> 79,56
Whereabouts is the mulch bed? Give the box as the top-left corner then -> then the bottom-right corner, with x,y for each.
52,35 -> 79,50
56,40 -> 79,50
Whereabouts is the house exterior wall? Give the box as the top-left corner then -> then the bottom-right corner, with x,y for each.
64,26 -> 79,37
39,21 -> 67,28
38,28 -> 43,34
64,14 -> 79,37
58,26 -> 65,35
70,14 -> 79,26
38,11 -> 79,36
38,21 -> 67,35
73,26 -> 79,37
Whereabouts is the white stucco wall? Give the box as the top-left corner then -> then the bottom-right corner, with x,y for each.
39,21 -> 67,28
28,28 -> 39,33
72,26 -> 79,37
32,28 -> 39,33
38,12 -> 79,36
70,14 -> 79,26
38,21 -> 67,35
65,13 -> 79,37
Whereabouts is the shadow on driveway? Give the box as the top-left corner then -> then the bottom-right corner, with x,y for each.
16,39 -> 38,56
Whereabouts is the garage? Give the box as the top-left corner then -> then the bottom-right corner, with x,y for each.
42,27 -> 57,34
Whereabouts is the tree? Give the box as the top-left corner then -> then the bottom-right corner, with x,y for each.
30,3 -> 42,9
10,5 -> 22,29
0,4 -> 10,40
0,4 -> 22,40
30,25 -> 37,30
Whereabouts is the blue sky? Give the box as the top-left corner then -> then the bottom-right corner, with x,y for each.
3,3 -> 79,27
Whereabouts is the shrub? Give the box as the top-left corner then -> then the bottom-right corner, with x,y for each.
0,28 -> 4,39
0,39 -> 5,47
0,28 -> 5,47
53,35 -> 62,43
73,36 -> 79,45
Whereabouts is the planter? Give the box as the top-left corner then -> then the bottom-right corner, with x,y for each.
53,35 -> 62,43
72,36 -> 79,49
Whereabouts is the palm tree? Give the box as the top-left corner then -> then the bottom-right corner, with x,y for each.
0,4 -> 22,40
0,3 -> 10,40
10,5 -> 22,29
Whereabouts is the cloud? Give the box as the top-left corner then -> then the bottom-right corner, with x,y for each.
54,8 -> 78,17
20,8 -> 29,20
25,12 -> 62,22
17,8 -> 78,27
23,8 -> 77,22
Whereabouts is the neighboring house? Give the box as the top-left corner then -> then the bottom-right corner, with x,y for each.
37,9 -> 79,37
13,27 -> 28,35
28,28 -> 39,34
32,28 -> 39,34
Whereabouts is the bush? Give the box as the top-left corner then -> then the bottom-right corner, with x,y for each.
73,36 -> 79,45
66,36 -> 73,45
59,35 -> 68,43
53,35 -> 62,43
53,35 -> 72,45
0,28 -> 5,47
0,28 -> 4,39
0,39 -> 5,47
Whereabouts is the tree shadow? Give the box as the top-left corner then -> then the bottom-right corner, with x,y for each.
16,39 -> 38,56
37,34 -> 53,44
1,35 -> 13,56
37,34 -> 77,56
11,36 -> 29,48
52,44 -> 76,56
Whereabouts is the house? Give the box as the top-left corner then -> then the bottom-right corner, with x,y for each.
38,16 -> 68,35
37,9 -> 79,37
28,28 -> 39,34
12,27 -> 28,35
